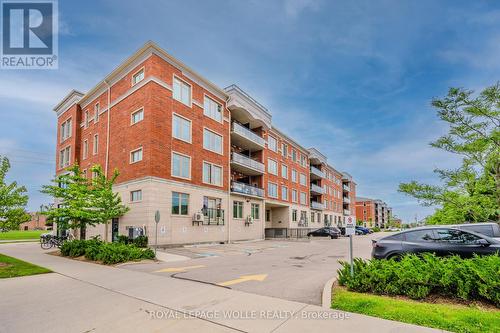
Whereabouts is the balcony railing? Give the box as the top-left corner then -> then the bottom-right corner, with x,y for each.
343,209 -> 350,216
231,122 -> 266,147
201,208 -> 225,225
343,184 -> 350,192
310,183 -> 325,195
231,181 -> 265,198
343,196 -> 350,204
310,166 -> 325,179
311,201 -> 324,210
231,152 -> 265,173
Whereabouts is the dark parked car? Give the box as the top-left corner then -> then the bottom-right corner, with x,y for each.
445,223 -> 500,240
355,226 -> 370,235
372,226 -> 500,259
307,227 -> 341,239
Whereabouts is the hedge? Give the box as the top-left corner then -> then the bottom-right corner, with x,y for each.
337,254 -> 500,307
60,238 -> 155,264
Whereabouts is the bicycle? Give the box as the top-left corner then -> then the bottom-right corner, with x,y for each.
40,234 -> 72,249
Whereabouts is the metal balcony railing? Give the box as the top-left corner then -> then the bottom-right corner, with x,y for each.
310,166 -> 325,178
311,201 -> 324,210
310,183 -> 324,194
343,209 -> 350,216
343,184 -> 350,192
231,122 -> 266,147
231,181 -> 265,198
231,152 -> 265,173
343,196 -> 350,204
202,208 -> 225,225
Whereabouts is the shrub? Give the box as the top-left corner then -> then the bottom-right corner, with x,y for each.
60,239 -> 87,257
116,235 -> 129,244
133,236 -> 148,248
337,253 -> 500,307
372,227 -> 381,232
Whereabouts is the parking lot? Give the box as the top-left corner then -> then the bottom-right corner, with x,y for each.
122,233 -> 386,305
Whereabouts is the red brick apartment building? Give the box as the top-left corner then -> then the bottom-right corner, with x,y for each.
355,197 -> 392,228
53,41 -> 357,245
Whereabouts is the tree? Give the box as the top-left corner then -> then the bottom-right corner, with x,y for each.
0,156 -> 30,230
399,83 -> 500,224
41,164 -> 129,239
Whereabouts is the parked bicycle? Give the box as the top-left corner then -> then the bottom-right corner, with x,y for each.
40,233 -> 74,249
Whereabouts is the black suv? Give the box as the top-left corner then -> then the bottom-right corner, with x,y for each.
307,226 -> 341,239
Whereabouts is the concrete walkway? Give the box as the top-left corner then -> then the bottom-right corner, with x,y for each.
0,243 -> 444,333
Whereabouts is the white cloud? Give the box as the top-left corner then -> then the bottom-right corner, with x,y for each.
284,0 -> 322,19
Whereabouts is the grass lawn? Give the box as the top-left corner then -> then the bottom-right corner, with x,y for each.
0,254 -> 51,278
0,230 -> 46,241
331,286 -> 500,333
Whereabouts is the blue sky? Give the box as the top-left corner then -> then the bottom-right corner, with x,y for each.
1,0 -> 499,222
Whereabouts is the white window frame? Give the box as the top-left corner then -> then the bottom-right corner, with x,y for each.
267,135 -> 278,152
60,118 -> 72,143
300,192 -> 307,205
94,103 -> 100,122
59,146 -> 71,169
132,67 -> 145,86
130,147 -> 143,164
281,186 -> 288,201
203,94 -> 223,123
131,107 -> 144,125
130,190 -> 142,202
203,128 -> 223,155
291,169 -> 297,183
299,173 -> 307,186
267,158 -> 278,175
172,75 -> 192,107
267,182 -> 278,198
172,192 -> 190,216
84,110 -> 89,128
93,134 -> 98,155
172,113 -> 192,143
251,203 -> 260,220
171,151 -> 191,180
281,164 -> 288,179
292,189 -> 297,203
281,143 -> 288,158
82,139 -> 88,160
202,161 -> 223,187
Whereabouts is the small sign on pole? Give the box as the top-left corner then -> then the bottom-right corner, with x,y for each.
345,217 -> 355,276
154,210 -> 160,256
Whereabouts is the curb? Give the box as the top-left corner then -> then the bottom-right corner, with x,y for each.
321,276 -> 337,308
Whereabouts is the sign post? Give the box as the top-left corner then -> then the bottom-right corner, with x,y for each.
345,216 -> 355,276
154,210 -> 160,256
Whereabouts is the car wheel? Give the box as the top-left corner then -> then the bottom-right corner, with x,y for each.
387,253 -> 402,261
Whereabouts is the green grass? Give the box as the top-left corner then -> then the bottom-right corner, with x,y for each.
0,230 -> 46,240
0,254 -> 51,278
331,287 -> 500,333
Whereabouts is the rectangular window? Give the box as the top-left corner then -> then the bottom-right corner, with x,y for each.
132,68 -> 145,85
130,148 -> 143,163
268,135 -> 277,152
203,129 -> 223,154
172,192 -> 189,215
84,110 -> 89,128
59,146 -> 71,168
291,150 -> 297,162
94,103 -> 100,122
93,134 -> 98,155
131,108 -> 144,125
203,162 -> 222,186
173,77 -> 191,106
281,143 -> 288,157
281,186 -> 288,200
251,203 -> 260,220
292,209 -> 297,222
265,209 -> 271,222
60,118 -> 72,142
291,169 -> 297,182
267,159 -> 278,175
173,114 -> 191,143
300,192 -> 307,205
299,173 -> 307,186
82,140 -> 88,159
204,96 -> 222,122
172,152 -> 190,179
268,182 -> 278,198
292,189 -> 297,203
281,164 -> 288,179
233,201 -> 243,219
311,212 -> 315,223
300,155 -> 307,167
130,190 -> 142,202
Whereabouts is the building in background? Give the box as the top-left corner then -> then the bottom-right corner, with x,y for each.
19,212 -> 48,231
53,41 -> 357,245
355,197 -> 392,228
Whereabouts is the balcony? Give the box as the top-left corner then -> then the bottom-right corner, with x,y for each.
343,196 -> 350,204
310,166 -> 325,180
231,181 -> 265,198
343,184 -> 350,192
310,183 -> 325,195
311,201 -> 324,210
231,152 -> 265,175
343,209 -> 350,216
231,122 -> 266,150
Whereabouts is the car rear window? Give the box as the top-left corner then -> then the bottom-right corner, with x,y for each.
458,225 -> 494,237
404,230 -> 436,242
384,233 -> 404,241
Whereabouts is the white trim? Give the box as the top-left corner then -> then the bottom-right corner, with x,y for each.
202,160 -> 223,187
202,127 -> 224,155
172,112 -> 193,144
82,139 -> 88,160
131,66 -> 145,86
171,151 -> 191,180
129,189 -> 143,203
172,74 -> 192,108
267,134 -> 278,152
267,157 -> 278,176
267,181 -> 278,199
203,94 -> 223,124
93,134 -> 99,155
130,107 -> 144,125
281,163 -> 288,179
130,147 -> 143,164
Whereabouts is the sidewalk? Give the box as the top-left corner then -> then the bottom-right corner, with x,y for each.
0,243 -> 444,333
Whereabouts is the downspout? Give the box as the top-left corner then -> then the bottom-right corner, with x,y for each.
104,80 -> 111,242
226,96 -> 232,244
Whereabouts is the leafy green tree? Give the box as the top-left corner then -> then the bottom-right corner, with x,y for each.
0,156 -> 30,230
399,83 -> 500,224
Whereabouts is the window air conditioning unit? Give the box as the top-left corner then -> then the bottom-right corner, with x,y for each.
193,212 -> 203,222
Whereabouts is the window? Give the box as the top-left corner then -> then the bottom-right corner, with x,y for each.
281,186 -> 288,200
291,169 -> 297,182
405,230 -> 436,242
292,209 -> 297,222
130,148 -> 143,163
281,143 -> 288,157
130,190 -> 142,202
173,114 -> 191,143
93,134 -> 98,155
131,108 -> 144,125
268,182 -> 278,198
94,103 -> 100,122
268,135 -> 277,152
434,229 -> 483,245
291,189 -> 297,202
203,129 -> 222,154
251,203 -> 260,220
173,77 -> 191,106
59,146 -> 70,168
203,162 -> 222,186
83,140 -> 88,159
281,164 -> 288,179
265,209 -> 271,222
300,155 -> 307,167
84,110 -> 89,127
233,201 -> 243,219
60,119 -> 72,142
291,149 -> 297,162
132,68 -> 144,85
268,159 -> 278,175
299,173 -> 307,186
172,152 -> 190,179
91,170 -> 98,179
204,96 -> 222,122
172,192 -> 189,215
300,192 -> 307,205
311,212 -> 315,223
